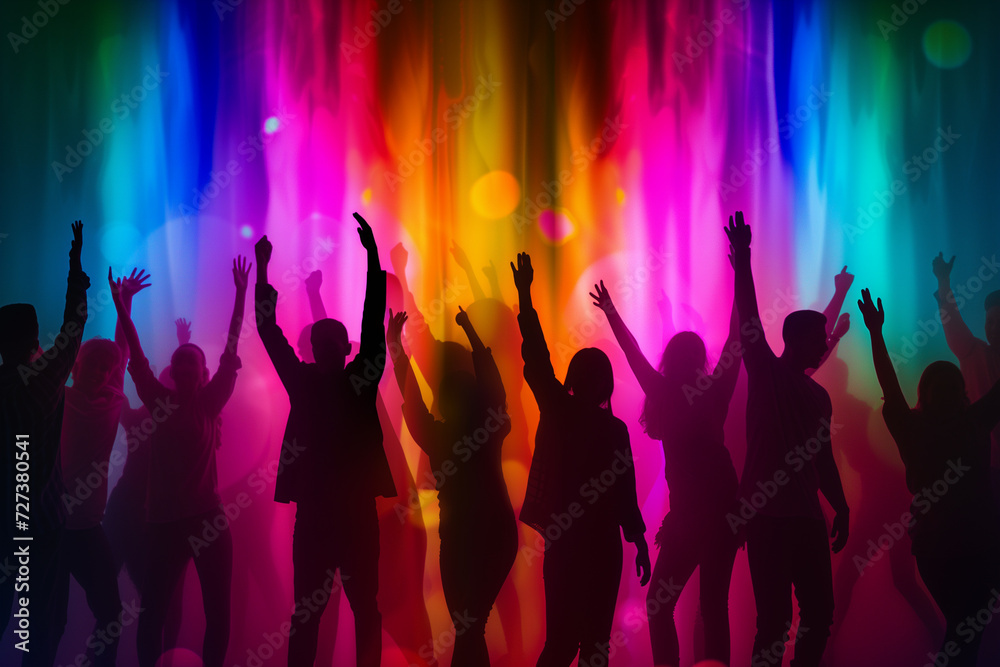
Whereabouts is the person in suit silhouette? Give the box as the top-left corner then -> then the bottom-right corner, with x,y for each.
254,213 -> 393,667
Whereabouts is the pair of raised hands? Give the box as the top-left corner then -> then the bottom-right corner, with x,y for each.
107,258 -> 250,303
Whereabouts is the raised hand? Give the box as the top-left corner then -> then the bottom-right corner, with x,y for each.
255,235 -> 273,266
233,255 -> 252,291
305,270 -> 322,293
724,210 -> 751,252
483,260 -> 498,284
175,318 -> 192,345
831,312 -> 850,340
834,266 -> 854,293
390,242 -> 409,273
387,309 -> 408,348
107,268 -> 124,306
354,212 -> 377,252
857,288 -> 884,332
119,268 -> 151,300
455,305 -> 471,329
932,252 -> 955,281
70,220 -> 84,264
589,280 -> 615,314
450,242 -> 473,269
510,252 -> 533,292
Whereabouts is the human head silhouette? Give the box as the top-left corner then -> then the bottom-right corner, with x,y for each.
170,343 -> 209,392
565,347 -> 614,408
659,331 -> 708,383
0,303 -> 39,365
985,290 -> 1000,348
782,310 -> 828,370
311,318 -> 351,371
916,360 -> 968,417
73,338 -> 121,393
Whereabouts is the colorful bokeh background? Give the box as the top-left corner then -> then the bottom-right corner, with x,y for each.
2,0 -> 999,665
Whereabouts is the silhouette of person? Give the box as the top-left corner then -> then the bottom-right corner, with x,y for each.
114,256 -> 250,667
387,305 -> 517,666
725,211 -> 849,667
106,365 -> 186,653
512,252 -> 650,667
932,253 -> 1000,467
254,213 -> 394,667
454,243 -> 531,665
859,288 -> 1000,667
1,221 -> 88,667
300,269 -> 434,667
591,278 -> 742,667
812,354 -> 942,655
808,266 -> 854,377
57,267 -> 149,666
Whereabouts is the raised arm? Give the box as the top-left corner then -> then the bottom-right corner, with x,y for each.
386,308 -> 436,453
809,313 -> 850,376
254,235 -> 303,382
657,289 -> 675,353
451,242 -> 487,302
112,268 -> 151,363
353,213 -> 387,373
110,268 -> 168,408
858,288 -> 908,413
226,256 -> 251,356
821,266 -> 854,336
512,253 -> 562,410
38,221 -> 90,387
590,280 -> 661,395
725,211 -> 773,367
201,256 -> 250,417
304,270 -> 328,322
175,318 -> 192,345
456,305 -> 506,408
109,268 -> 145,365
711,292 -> 743,401
933,252 -> 980,360
483,260 -> 503,301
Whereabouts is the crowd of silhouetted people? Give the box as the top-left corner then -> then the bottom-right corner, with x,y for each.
2,211 -> 1000,667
